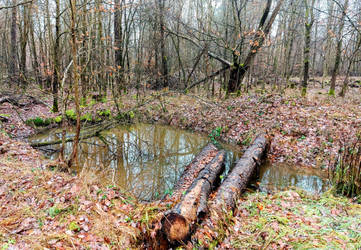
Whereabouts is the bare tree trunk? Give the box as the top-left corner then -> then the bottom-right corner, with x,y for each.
302,0 -> 315,96
9,0 -> 18,83
329,0 -> 348,96
52,0 -> 60,112
30,13 -> 41,85
158,0 -> 168,88
19,3 -> 31,86
68,0 -> 81,168
114,0 -> 124,90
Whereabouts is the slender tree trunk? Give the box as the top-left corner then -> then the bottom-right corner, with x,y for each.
114,0 -> 124,90
68,0 -> 81,168
302,0 -> 315,96
158,0 -> 168,87
20,4 -> 31,86
30,13 -> 41,85
329,0 -> 348,96
9,0 -> 18,83
339,35 -> 361,97
52,0 -> 60,112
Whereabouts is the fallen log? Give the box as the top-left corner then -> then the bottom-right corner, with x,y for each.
161,150 -> 226,244
191,134 -> 270,245
166,143 -> 218,201
210,133 -> 270,212
0,96 -> 24,107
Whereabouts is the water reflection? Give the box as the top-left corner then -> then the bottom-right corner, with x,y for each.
29,124 -> 239,200
258,162 -> 330,194
29,124 -> 330,200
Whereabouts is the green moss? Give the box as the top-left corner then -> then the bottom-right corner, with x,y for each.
301,87 -> 307,96
25,117 -> 52,127
328,89 -> 335,96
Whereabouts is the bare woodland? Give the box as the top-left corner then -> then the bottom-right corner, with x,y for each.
1,0 -> 360,99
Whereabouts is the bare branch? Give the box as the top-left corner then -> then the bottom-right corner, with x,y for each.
0,0 -> 32,10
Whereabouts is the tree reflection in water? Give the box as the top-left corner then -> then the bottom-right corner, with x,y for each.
257,162 -> 330,194
30,124 -> 239,200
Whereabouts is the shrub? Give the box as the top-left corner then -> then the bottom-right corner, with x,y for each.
329,136 -> 361,198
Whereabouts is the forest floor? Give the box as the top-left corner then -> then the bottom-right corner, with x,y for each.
0,82 -> 361,248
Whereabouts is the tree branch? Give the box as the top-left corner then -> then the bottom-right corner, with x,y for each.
0,0 -> 32,10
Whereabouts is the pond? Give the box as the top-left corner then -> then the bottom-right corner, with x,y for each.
29,123 -> 330,200
256,162 -> 330,194
29,123 -> 240,200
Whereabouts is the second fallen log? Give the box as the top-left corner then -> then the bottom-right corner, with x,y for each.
211,133 -> 270,212
161,150 -> 226,244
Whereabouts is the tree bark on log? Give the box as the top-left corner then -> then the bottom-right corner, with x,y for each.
191,134 -> 270,245
210,134 -> 270,212
165,143 -> 218,201
161,150 -> 226,244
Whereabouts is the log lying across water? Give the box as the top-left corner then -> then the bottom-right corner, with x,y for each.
210,133 -> 270,212
166,143 -> 218,201
191,133 -> 270,245
161,150 -> 226,244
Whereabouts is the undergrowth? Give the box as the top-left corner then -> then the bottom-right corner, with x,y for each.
330,134 -> 361,199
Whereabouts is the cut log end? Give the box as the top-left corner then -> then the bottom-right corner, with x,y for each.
161,212 -> 189,243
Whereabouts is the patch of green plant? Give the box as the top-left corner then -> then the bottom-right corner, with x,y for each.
329,137 -> 361,198
47,206 -> 62,218
164,189 -> 173,196
68,221 -> 80,232
65,109 -> 76,120
1,238 -> 16,250
115,110 -> 135,121
297,135 -> 307,141
89,99 -> 97,106
0,114 -> 10,118
81,113 -> 92,122
97,109 -> 111,117
80,97 -> 87,107
100,97 -> 107,103
209,127 -> 223,146
54,115 -> 62,123
226,106 -> 234,111
328,89 -> 335,96
25,117 -> 52,127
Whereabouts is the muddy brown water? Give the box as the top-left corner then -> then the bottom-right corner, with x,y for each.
28,123 -> 330,200
256,162 -> 330,194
